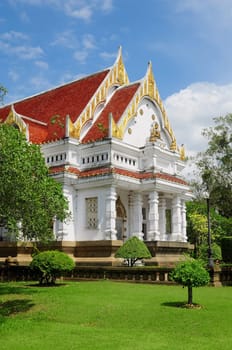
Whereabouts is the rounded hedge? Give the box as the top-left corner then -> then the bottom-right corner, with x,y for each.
30,250 -> 75,285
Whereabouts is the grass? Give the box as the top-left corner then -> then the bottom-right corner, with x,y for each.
0,281 -> 231,350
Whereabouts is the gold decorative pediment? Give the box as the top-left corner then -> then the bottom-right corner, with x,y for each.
5,106 -> 27,136
74,47 -> 129,140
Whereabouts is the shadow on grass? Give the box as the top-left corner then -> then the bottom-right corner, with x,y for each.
27,282 -> 67,288
162,301 -> 202,309
0,283 -> 39,296
0,299 -> 35,316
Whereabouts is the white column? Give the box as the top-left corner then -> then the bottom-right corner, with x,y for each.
158,197 -> 166,241
129,192 -> 143,240
104,186 -> 117,240
181,200 -> 187,242
147,191 -> 160,241
171,196 -> 182,241
55,184 -> 75,241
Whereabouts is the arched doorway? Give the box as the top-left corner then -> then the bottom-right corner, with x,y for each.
116,197 -> 127,241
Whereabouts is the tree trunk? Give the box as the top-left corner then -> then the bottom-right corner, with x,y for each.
188,285 -> 193,305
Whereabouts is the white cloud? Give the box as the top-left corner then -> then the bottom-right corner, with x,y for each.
0,30 -> 29,41
8,70 -> 20,82
174,0 -> 232,31
35,60 -> 49,69
64,3 -> 92,20
29,75 -> 52,91
13,44 -> 43,59
0,30 -> 43,60
164,82 -> 232,155
101,0 -> 113,11
51,30 -> 78,49
99,50 -> 117,61
73,50 -> 88,64
19,11 -> 30,22
8,0 -> 114,21
82,34 -> 96,50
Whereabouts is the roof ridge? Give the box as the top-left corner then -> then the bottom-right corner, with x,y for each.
0,68 -> 111,108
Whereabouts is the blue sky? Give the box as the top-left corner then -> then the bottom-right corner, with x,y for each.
1,0 -> 232,158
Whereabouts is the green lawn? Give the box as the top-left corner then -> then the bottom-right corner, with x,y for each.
0,281 -> 231,350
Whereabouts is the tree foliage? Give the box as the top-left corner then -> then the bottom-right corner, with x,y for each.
221,237 -> 232,263
0,124 -> 69,241
170,258 -> 210,305
30,250 -> 75,285
0,85 -> 7,105
186,201 -> 230,260
193,114 -> 232,217
115,236 -> 152,267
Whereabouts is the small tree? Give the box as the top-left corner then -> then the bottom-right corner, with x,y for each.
115,236 -> 152,267
170,258 -> 210,305
30,250 -> 75,285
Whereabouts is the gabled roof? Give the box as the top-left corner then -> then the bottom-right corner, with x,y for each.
0,70 -> 110,143
82,83 -> 140,143
0,48 -> 181,157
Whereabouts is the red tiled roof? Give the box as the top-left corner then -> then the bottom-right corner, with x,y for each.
82,83 -> 140,143
154,172 -> 188,185
0,70 -> 109,143
49,165 -> 188,186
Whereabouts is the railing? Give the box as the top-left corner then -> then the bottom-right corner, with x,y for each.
1,264 -> 231,286
66,266 -> 174,284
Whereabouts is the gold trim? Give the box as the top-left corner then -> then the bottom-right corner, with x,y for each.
5,106 -> 27,136
72,47 -> 129,140
112,61 -> 179,152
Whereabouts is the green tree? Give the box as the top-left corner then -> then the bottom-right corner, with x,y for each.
170,258 -> 210,305
186,200 -> 231,260
0,85 -> 7,105
193,114 -> 232,217
0,123 -> 69,241
115,236 -> 152,267
30,250 -> 75,285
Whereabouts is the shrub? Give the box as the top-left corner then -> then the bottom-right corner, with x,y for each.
115,236 -> 152,267
221,237 -> 232,263
170,258 -> 210,305
30,250 -> 75,285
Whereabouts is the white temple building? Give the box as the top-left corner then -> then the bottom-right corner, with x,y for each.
0,48 -> 192,265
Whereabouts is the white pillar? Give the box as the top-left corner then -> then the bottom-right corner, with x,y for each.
158,197 -> 166,241
147,191 -> 160,241
181,200 -> 187,242
55,184 -> 75,241
104,186 -> 117,240
171,196 -> 182,241
129,192 -> 143,240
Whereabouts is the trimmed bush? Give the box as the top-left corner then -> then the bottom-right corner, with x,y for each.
221,237 -> 232,263
30,250 -> 75,285
115,236 -> 152,267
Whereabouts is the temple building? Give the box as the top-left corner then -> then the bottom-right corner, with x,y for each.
0,48 -> 192,265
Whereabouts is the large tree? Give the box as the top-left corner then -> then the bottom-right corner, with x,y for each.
0,123 -> 69,241
193,114 -> 232,217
